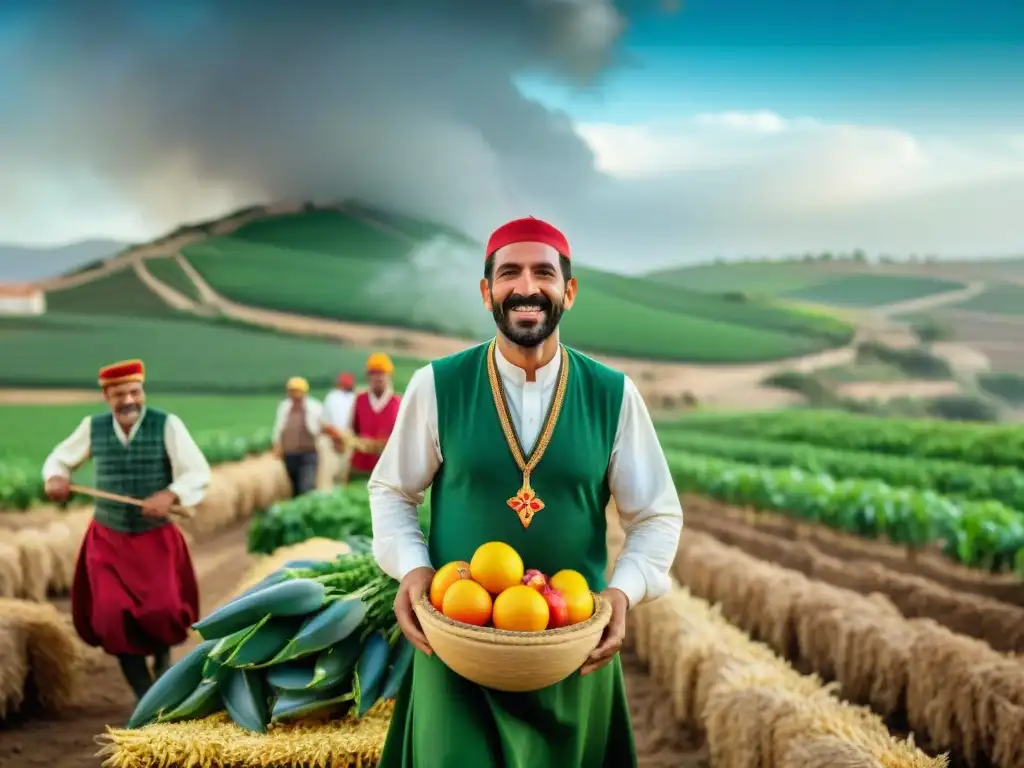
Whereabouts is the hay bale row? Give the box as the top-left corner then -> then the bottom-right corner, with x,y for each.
178,453 -> 292,541
677,530 -> 1024,766
0,455 -> 291,602
629,585 -> 944,767
0,597 -> 83,720
684,505 -> 1024,653
683,494 -> 1024,607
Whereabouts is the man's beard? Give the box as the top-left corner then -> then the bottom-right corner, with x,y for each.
491,292 -> 564,348
116,404 -> 141,423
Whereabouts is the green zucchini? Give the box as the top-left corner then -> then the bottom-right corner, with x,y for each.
308,636 -> 362,691
264,596 -> 368,665
156,677 -> 224,722
266,660 -> 317,691
227,616 -> 305,668
127,640 -> 216,728
380,637 -> 414,700
193,578 -> 327,640
353,631 -> 390,716
270,687 -> 352,722
222,668 -> 269,733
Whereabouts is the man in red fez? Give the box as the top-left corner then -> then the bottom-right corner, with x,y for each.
42,360 -> 210,703
370,217 -> 683,767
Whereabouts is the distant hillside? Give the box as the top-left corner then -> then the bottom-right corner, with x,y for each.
0,238 -> 128,281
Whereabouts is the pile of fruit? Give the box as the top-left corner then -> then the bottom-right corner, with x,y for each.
430,542 -> 595,631
127,553 -> 410,732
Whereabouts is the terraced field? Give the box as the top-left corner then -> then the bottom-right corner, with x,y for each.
181,208 -> 854,363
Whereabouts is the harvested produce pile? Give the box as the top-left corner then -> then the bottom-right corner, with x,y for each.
664,451 -> 1024,573
659,428 -> 1024,510
0,428 -> 273,511
100,544 -> 398,768
629,583 -> 944,767
683,501 -> 1024,653
677,530 -> 1024,765
248,486 -> 378,555
662,409 -> 1024,466
0,597 -> 82,721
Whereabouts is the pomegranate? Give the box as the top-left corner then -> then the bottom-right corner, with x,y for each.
522,568 -> 548,592
542,586 -> 570,629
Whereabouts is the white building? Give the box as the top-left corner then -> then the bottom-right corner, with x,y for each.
0,283 -> 46,315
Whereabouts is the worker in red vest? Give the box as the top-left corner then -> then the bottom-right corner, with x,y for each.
347,353 -> 401,481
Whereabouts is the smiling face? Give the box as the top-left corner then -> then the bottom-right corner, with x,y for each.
103,381 -> 146,429
481,241 -> 577,348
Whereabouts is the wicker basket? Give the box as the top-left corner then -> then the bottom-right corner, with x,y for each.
413,592 -> 612,692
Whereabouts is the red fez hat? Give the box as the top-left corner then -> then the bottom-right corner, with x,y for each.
337,372 -> 355,388
98,359 -> 145,388
485,216 -> 570,261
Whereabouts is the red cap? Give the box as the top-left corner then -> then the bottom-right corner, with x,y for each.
485,217 -> 570,261
98,359 -> 145,388
337,372 -> 355,388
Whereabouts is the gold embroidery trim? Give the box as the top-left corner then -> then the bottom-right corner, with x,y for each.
486,339 -> 570,529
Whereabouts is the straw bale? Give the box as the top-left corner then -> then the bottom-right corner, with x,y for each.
97,703 -> 394,768
187,481 -> 240,540
43,521 -> 76,593
0,614 -> 30,718
253,455 -> 287,510
0,597 -> 83,713
0,541 -> 22,598
14,528 -> 55,601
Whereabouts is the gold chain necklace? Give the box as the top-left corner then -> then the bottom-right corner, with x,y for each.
486,338 -> 570,529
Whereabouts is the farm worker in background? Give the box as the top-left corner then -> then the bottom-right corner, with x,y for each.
318,371 -> 357,489
370,216 -> 683,767
271,376 -> 323,497
347,353 -> 401,481
41,359 -> 210,702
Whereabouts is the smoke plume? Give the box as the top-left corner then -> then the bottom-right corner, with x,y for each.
1,0 -> 643,240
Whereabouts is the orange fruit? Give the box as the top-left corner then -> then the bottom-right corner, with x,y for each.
429,560 -> 471,610
441,579 -> 493,626
492,585 -> 550,632
549,569 -> 589,595
561,587 -> 595,625
470,542 -> 524,594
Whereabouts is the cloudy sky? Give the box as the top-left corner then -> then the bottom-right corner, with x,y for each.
1,0 -> 1022,270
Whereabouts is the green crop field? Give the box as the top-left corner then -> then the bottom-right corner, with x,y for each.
181,209 -> 854,363
648,262 -> 829,295
0,311 -> 424,393
46,268 -> 185,319
781,274 -> 964,307
949,283 -> 1024,316
146,257 -> 202,302
0,394 -> 280,470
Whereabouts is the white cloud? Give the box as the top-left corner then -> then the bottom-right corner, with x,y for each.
569,111 -> 1024,263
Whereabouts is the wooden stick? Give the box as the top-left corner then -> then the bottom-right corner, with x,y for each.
69,484 -> 194,520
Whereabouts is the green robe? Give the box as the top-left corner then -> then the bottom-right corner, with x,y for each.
379,342 -> 637,768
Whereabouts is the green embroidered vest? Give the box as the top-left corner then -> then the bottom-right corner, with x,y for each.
430,342 -> 625,590
90,408 -> 173,533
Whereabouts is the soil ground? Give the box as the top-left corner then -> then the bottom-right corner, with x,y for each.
0,523 -> 708,768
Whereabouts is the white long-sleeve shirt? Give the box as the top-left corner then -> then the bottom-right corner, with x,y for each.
368,344 -> 683,608
271,396 -> 325,445
322,389 -> 356,431
41,410 -> 212,507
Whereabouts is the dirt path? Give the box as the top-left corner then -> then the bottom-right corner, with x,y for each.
836,379 -> 962,401
131,261 -> 205,314
0,390 -> 104,405
867,280 -> 987,318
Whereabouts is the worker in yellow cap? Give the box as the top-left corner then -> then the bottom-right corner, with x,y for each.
271,376 -> 324,496
346,352 -> 401,480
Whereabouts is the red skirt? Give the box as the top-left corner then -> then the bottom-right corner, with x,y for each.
71,520 -> 199,655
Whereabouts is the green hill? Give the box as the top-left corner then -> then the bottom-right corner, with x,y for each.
650,262 -> 965,307
180,208 -> 854,363
5,268 -> 423,393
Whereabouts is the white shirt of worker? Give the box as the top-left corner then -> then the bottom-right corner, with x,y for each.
272,396 -> 324,447
368,345 -> 684,608
42,410 -> 212,507
322,389 -> 356,431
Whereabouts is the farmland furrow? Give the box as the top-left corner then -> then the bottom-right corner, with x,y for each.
682,498 -> 1024,652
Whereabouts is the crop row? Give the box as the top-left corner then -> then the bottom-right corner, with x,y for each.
658,428 -> 1024,510
663,450 -> 1024,573
0,428 -> 274,510
661,409 -> 1024,467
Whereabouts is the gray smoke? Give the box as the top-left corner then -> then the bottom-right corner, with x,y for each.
1,0 -> 647,241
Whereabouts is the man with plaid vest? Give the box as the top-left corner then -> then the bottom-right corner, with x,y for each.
42,359 -> 211,701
